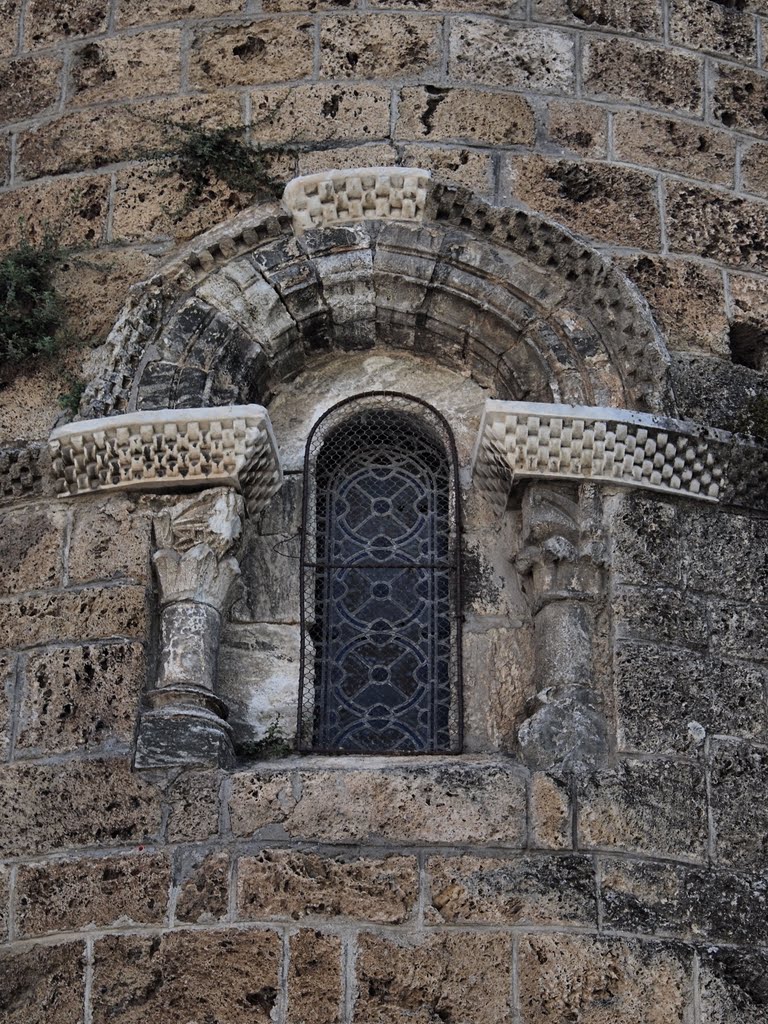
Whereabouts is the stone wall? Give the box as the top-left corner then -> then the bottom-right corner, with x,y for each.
1,0 -> 768,439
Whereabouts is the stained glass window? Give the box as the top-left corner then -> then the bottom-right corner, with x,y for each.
298,393 -> 462,754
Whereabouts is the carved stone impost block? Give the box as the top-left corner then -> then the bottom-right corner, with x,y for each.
135,488 -> 245,770
48,404 -> 282,517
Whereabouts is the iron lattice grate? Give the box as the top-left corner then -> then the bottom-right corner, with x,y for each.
298,392 -> 463,754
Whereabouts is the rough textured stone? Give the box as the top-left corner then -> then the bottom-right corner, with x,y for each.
680,505 -> 768,602
354,931 -> 512,1024
666,179 -> 768,272
670,0 -> 757,61
396,87 -> 535,146
712,63 -> 768,136
190,19 -> 314,88
401,144 -> 493,193
233,527 -> 301,623
320,15 -> 442,80
709,598 -> 768,661
17,642 -> 146,754
298,142 -> 398,175
583,37 -> 703,114
426,854 -> 596,925
166,768 -> 221,842
118,0 -> 243,25
0,863 -> 9,940
710,738 -> 768,868
0,585 -> 148,649
16,852 -> 170,937
174,849 -> 229,923
508,156 -> 660,248
0,55 -> 61,125
0,0 -> 20,57
0,176 -> 110,250
730,270 -> 768,327
461,624 -> 531,753
17,94 -> 240,179
0,757 -> 163,856
612,586 -> 708,648
229,760 -> 528,845
0,505 -> 65,595
670,352 -> 767,429
68,496 -> 152,584
620,254 -> 729,356
69,31 -> 182,105
614,111 -> 735,186
237,849 -> 418,923
92,929 -> 282,1024
251,84 -> 391,144
449,19 -> 575,92
0,942 -> 84,1024
530,771 -> 571,848
533,0 -> 662,35
577,759 -> 708,860
741,141 -> 768,198
599,857 -> 768,944
287,930 -> 342,1024
518,934 -> 693,1024
614,641 -> 767,754
545,99 -> 608,157
699,947 -> 768,1024
0,653 -> 12,761
372,0 -> 523,10
24,0 -> 108,47
606,491 -> 682,589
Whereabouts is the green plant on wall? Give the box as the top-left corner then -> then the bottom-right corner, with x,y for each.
0,233 -> 66,375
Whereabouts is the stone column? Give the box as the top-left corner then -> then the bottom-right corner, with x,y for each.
135,487 -> 244,769
515,482 -> 611,773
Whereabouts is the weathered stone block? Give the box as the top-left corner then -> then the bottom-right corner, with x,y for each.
680,506 -> 768,601
174,849 -> 229,924
298,143 -> 398,175
0,505 -> 65,595
355,931 -> 512,1023
619,253 -> 728,356
17,642 -> 146,754
396,86 -> 535,146
92,929 -> 281,1024
605,491 -> 682,588
24,0 -> 108,47
0,757 -> 163,856
530,771 -> 571,849
229,760 -> 528,845
699,947 -> 768,1024
614,110 -> 735,186
0,942 -> 84,1024
577,758 -> 708,860
545,99 -> 608,157
400,144 -> 493,193
287,930 -> 342,1024
0,585 -> 148,649
599,857 -> 768,944
583,37 -> 703,114
508,155 -> 660,248
118,0 -> 242,25
710,738 -> 768,868
712,63 -> 768,137
709,598 -> 768,662
0,653 -> 12,762
614,641 -> 767,754
16,852 -> 170,937
666,179 -> 768,272
320,14 -> 442,79
670,0 -> 756,62
461,624 -> 531,753
251,84 -> 391,144
69,30 -> 181,105
740,141 -> 768,198
0,176 -> 110,250
67,496 -> 152,584
612,586 -> 708,648
232,530 -> 301,623
0,863 -> 9,941
427,854 -> 596,926
0,54 -> 61,124
518,934 -> 693,1024
166,768 -> 221,842
449,19 -> 575,92
190,19 -> 314,88
237,849 -> 418,923
533,0 -> 662,35
0,1 -> 20,56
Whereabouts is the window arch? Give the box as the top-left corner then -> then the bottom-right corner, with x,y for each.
298,393 -> 463,754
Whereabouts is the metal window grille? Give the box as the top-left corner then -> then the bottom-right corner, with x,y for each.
298,392 -> 463,754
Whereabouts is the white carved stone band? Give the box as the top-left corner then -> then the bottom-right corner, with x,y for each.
283,166 -> 431,234
472,401 -> 727,503
48,405 -> 282,517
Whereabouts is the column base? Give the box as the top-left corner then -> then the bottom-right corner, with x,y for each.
134,706 -> 235,769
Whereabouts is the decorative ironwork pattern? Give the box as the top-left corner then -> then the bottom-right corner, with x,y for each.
299,393 -> 462,755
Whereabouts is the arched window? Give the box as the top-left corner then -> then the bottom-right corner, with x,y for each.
298,393 -> 462,754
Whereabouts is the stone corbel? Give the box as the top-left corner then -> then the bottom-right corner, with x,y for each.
515,482 -> 611,774
135,488 -> 244,768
